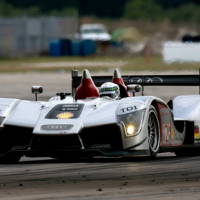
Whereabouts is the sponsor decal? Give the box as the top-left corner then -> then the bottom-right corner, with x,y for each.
194,127 -> 200,143
41,124 -> 73,131
128,77 -> 163,84
117,106 -> 138,115
117,103 -> 140,115
120,106 -> 136,114
195,132 -> 200,140
46,104 -> 84,119
56,112 -> 74,119
164,123 -> 175,143
60,104 -> 79,111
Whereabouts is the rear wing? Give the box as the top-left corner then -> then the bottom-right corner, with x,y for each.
72,70 -> 200,89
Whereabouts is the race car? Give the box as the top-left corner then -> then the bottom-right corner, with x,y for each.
0,69 -> 200,163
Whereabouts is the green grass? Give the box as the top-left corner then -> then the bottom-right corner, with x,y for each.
0,56 -> 200,73
0,56 -> 116,63
122,56 -> 200,71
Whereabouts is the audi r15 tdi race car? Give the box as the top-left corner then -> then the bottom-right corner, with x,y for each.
0,69 -> 200,163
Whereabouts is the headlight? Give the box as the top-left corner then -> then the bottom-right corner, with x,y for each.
117,109 -> 145,137
126,124 -> 136,136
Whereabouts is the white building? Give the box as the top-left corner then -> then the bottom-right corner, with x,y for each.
162,41 -> 200,63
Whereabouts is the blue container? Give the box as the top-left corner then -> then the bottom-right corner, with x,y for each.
60,39 -> 71,56
49,40 -> 61,56
70,40 -> 80,56
80,40 -> 96,56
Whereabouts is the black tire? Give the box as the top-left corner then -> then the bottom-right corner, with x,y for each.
53,153 -> 82,163
175,148 -> 200,157
0,129 -> 21,164
148,106 -> 160,157
175,121 -> 197,157
0,153 -> 21,164
175,150 -> 189,157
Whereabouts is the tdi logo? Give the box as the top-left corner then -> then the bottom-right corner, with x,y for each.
121,106 -> 135,113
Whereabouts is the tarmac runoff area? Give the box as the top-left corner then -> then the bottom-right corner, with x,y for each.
0,71 -> 200,200
0,70 -> 199,101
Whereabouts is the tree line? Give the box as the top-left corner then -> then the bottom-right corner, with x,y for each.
0,0 -> 200,22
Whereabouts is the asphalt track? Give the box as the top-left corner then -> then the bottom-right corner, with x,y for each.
0,71 -> 200,200
1,155 -> 200,200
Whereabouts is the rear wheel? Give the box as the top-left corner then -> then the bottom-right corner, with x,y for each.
148,106 -> 160,157
175,148 -> 200,157
175,122 -> 199,157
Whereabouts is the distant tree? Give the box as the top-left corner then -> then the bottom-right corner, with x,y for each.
155,0 -> 188,9
26,6 -> 41,16
5,0 -> 79,15
78,0 -> 127,18
49,8 -> 78,17
2,0 -> 200,22
124,0 -> 163,20
4,0 -> 127,18
0,2 -> 21,16
168,3 -> 200,22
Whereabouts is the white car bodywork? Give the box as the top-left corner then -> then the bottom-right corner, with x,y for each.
1,69 -> 200,162
78,24 -> 111,42
0,95 -> 162,153
0,96 -> 151,133
173,95 -> 200,121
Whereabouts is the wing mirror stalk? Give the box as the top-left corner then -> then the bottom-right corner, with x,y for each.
32,86 -> 43,101
127,84 -> 142,93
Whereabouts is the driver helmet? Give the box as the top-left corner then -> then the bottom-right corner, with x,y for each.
99,82 -> 120,99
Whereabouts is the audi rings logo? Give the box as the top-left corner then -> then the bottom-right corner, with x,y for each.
128,77 -> 163,84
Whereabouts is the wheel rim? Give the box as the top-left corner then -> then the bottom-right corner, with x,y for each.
148,112 -> 159,153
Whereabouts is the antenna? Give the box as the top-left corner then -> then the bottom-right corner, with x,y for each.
71,70 -> 78,100
141,76 -> 144,96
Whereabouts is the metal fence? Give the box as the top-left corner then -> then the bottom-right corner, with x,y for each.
0,17 -> 78,57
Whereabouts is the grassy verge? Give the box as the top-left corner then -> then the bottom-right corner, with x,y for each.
0,56 -> 199,73
122,56 -> 200,71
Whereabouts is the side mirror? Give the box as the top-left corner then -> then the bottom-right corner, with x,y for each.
56,92 -> 69,100
31,86 -> 43,101
127,84 -> 142,93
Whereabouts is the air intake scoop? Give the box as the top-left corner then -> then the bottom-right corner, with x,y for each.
112,69 -> 132,97
112,68 -> 126,87
75,69 -> 99,99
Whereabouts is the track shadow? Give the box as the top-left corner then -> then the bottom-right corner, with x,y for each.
18,153 -> 183,165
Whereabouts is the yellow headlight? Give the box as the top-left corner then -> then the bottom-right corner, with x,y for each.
56,112 -> 74,119
126,124 -> 136,136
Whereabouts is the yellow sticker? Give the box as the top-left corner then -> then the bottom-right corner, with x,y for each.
195,132 -> 200,140
56,112 -> 74,119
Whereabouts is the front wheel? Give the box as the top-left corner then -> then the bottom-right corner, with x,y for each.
147,106 -> 160,157
0,153 -> 21,164
0,129 -> 21,164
